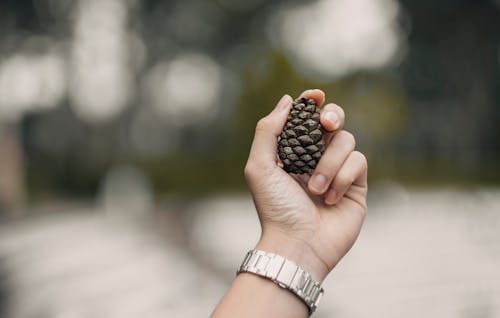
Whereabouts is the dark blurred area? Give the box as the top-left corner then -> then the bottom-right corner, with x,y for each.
0,0 -> 498,212
0,1 -> 499,317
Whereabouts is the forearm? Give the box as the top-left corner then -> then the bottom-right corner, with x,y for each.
211,235 -> 329,318
211,272 -> 308,318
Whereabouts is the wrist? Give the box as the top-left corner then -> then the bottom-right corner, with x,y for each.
256,231 -> 330,282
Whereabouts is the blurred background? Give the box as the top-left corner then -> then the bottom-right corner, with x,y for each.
0,0 -> 499,317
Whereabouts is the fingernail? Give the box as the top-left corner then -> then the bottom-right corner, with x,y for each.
325,189 -> 337,205
324,111 -> 338,127
276,94 -> 291,112
310,174 -> 327,193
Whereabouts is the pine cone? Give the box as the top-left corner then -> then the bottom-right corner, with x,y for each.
278,97 -> 325,174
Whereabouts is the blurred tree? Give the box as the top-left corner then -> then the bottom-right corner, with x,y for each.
397,0 -> 500,183
0,0 -> 497,203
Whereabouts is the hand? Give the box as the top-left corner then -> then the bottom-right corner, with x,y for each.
244,89 -> 368,281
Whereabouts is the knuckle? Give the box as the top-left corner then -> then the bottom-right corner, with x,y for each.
351,151 -> 367,168
335,171 -> 355,187
244,161 -> 256,180
244,160 -> 269,181
361,205 -> 368,217
337,130 -> 356,150
255,117 -> 270,132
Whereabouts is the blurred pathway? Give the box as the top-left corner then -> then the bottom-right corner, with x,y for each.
189,187 -> 500,318
0,187 -> 499,318
0,212 -> 224,318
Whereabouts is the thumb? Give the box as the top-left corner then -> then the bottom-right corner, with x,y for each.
248,94 -> 293,169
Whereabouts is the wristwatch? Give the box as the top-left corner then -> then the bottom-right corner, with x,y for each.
237,249 -> 324,315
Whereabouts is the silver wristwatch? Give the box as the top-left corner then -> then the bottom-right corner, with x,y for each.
237,249 -> 324,315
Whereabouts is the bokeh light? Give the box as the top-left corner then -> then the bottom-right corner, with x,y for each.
0,49 -> 65,121
69,0 -> 135,123
270,0 -> 405,79
146,52 -> 222,124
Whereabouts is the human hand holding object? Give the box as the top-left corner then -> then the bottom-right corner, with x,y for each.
245,89 -> 368,281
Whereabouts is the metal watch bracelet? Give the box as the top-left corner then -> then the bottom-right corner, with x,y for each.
237,249 -> 324,315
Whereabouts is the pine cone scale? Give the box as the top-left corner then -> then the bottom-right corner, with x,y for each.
278,97 -> 325,174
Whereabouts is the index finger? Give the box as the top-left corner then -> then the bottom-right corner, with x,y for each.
320,103 -> 346,146
320,103 -> 345,133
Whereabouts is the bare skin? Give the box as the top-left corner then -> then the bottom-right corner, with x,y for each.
212,89 -> 368,317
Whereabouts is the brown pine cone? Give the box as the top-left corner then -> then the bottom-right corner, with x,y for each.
278,97 -> 325,174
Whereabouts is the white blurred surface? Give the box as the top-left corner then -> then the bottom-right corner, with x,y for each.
192,187 -> 500,318
0,187 -> 499,317
270,0 -> 405,79
0,212 -> 224,318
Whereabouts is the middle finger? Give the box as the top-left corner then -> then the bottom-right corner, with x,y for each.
308,130 -> 356,195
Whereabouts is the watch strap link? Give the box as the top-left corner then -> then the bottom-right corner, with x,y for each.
237,249 -> 324,315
